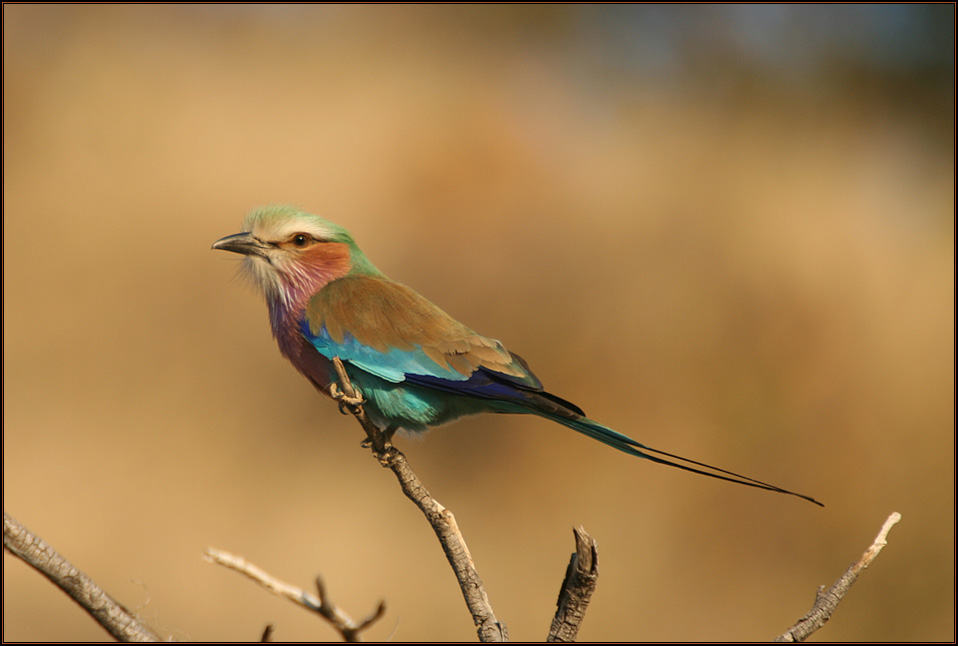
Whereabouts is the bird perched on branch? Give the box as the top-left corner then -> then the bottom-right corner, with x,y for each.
213,204 -> 821,506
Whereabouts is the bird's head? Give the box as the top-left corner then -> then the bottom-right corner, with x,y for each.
212,205 -> 380,308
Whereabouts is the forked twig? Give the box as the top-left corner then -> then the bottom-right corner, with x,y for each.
204,547 -> 385,642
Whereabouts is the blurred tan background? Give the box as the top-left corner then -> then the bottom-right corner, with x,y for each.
3,5 -> 954,642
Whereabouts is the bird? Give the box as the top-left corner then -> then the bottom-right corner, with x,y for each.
213,204 -> 822,506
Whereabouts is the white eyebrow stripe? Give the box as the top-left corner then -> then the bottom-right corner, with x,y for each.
252,218 -> 337,242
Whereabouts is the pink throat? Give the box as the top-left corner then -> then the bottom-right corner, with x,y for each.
261,243 -> 351,386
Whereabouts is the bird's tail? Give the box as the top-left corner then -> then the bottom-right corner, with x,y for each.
548,413 -> 823,507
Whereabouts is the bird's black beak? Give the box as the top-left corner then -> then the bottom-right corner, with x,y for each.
211,232 -> 270,257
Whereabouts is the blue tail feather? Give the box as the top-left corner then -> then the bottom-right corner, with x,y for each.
397,361 -> 822,505
549,414 -> 823,507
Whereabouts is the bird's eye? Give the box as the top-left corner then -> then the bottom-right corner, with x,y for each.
292,234 -> 311,248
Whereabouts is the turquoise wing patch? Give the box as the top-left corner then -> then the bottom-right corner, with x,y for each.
302,319 -> 470,383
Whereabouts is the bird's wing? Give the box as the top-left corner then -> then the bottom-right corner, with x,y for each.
301,275 -> 584,416
301,275 -> 529,381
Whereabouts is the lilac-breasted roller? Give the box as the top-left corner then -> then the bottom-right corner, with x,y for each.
213,205 -> 821,506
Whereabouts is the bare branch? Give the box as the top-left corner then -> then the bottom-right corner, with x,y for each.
775,512 -> 902,642
203,547 -> 385,642
3,510 -> 162,642
331,357 -> 509,643
548,526 -> 599,642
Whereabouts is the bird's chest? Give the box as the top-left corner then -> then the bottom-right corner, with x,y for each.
272,309 -> 338,393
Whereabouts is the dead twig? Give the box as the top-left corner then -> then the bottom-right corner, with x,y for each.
775,512 -> 902,642
204,547 -> 385,642
3,510 -> 162,642
548,526 -> 599,642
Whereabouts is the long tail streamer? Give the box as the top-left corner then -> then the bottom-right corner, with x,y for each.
558,415 -> 824,507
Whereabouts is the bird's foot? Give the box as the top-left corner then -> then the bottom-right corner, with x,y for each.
361,426 -> 397,465
376,448 -> 398,466
360,434 -> 394,452
330,382 -> 365,415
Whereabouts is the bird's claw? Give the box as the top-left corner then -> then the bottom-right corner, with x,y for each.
360,435 -> 393,450
361,431 -> 395,466
330,382 -> 365,414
